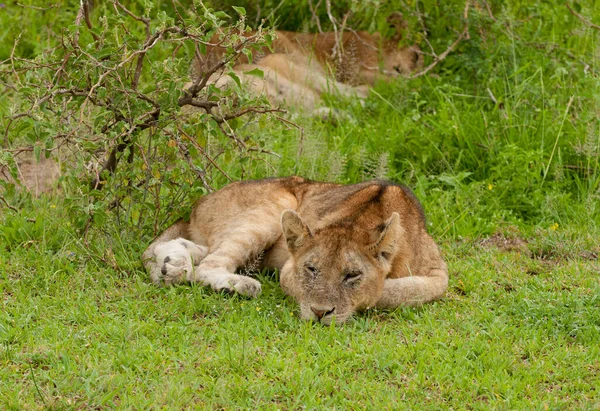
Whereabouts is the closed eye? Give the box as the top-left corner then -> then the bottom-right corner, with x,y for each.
343,271 -> 362,283
305,264 -> 318,276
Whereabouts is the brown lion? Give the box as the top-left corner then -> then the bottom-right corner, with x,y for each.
142,177 -> 448,324
194,13 -> 423,110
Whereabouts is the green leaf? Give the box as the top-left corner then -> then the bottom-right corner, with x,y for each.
20,87 -> 35,97
214,11 -> 230,20
243,68 -> 264,79
228,71 -> 241,87
242,48 -> 253,64
232,6 -> 246,16
33,145 -> 42,162
12,117 -> 34,135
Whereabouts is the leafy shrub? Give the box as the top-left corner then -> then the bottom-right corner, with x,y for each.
1,0 -> 284,236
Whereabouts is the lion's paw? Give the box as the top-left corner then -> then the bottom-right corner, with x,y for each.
210,272 -> 262,298
154,238 -> 208,284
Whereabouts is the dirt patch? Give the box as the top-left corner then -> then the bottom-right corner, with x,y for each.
0,152 -> 61,196
478,231 -> 529,253
478,229 -> 599,266
578,250 -> 598,261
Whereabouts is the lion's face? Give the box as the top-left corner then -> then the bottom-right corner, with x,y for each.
280,211 -> 402,324
382,45 -> 423,77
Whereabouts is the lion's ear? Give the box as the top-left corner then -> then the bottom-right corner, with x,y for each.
371,212 -> 403,265
281,210 -> 312,251
386,12 -> 407,42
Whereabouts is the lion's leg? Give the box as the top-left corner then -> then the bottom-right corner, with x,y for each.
188,239 -> 264,298
376,238 -> 449,309
184,217 -> 285,298
375,267 -> 448,309
188,221 -> 286,298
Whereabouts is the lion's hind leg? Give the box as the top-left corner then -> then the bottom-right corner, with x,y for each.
154,239 -> 208,285
142,220 -> 208,285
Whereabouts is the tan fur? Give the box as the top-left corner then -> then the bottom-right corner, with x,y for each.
142,177 -> 448,324
193,17 -> 422,110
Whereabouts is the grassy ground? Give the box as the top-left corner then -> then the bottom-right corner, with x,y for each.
2,0 -> 600,409
1,202 -> 599,409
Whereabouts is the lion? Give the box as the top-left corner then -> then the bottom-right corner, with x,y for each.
142,177 -> 448,324
193,13 -> 423,110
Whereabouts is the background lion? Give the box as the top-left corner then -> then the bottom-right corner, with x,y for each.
194,13 -> 423,110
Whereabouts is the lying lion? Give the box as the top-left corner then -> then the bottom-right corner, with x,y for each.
195,13 -> 423,110
142,177 -> 448,324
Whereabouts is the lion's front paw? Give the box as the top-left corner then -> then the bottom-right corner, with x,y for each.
209,271 -> 262,298
230,276 -> 262,298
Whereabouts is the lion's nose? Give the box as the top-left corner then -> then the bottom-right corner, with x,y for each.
311,306 -> 335,320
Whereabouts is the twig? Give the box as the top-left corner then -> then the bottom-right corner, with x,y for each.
83,1 -> 100,42
113,0 -> 149,90
90,107 -> 160,190
0,195 -> 18,212
3,113 -> 30,147
414,3 -> 436,57
80,25 -> 184,117
308,0 -> 323,33
178,98 -> 219,112
566,2 -> 600,31
183,30 -> 263,102
16,1 -> 62,10
481,0 -> 497,22
73,0 -> 85,46
410,1 -> 470,79
214,106 -> 286,124
486,87 -> 504,109
325,0 -> 342,65
176,126 -> 233,183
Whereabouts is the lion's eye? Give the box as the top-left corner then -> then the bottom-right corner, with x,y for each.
343,271 -> 362,283
305,264 -> 318,276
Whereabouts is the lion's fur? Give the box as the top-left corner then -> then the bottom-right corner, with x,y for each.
193,17 -> 423,110
142,177 -> 448,324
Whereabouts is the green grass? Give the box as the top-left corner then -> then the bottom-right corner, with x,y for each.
2,0 -> 600,408
1,204 -> 599,409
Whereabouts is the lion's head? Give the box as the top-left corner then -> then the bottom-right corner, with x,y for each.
379,12 -> 424,77
382,45 -> 424,77
279,210 -> 403,324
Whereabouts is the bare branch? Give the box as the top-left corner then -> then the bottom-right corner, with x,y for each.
308,0 -> 323,33
177,126 -> 233,184
16,1 -> 62,10
183,30 -> 264,101
0,195 -> 18,212
325,0 -> 342,65
410,1 -> 470,79
83,1 -> 100,42
566,2 -> 600,31
214,106 -> 286,124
